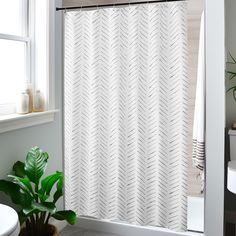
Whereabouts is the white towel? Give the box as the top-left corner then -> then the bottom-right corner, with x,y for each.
192,12 -> 205,172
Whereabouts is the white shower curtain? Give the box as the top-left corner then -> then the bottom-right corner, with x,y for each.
64,2 -> 188,232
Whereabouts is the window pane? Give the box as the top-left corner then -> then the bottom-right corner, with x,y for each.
0,39 -> 26,105
0,0 -> 26,36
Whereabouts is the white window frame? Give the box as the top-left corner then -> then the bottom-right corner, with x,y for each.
0,0 -> 58,134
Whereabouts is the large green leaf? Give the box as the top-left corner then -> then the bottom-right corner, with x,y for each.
53,174 -> 63,203
23,206 -> 38,216
19,190 -> 33,208
0,180 -> 22,205
229,52 -> 236,64
13,161 -> 25,177
0,180 -> 33,207
8,175 -> 34,197
226,71 -> 236,80
38,171 -> 62,202
52,210 -> 77,225
32,202 -> 57,214
25,147 -> 48,185
227,86 -> 236,100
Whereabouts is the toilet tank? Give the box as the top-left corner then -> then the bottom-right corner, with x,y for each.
229,129 -> 236,161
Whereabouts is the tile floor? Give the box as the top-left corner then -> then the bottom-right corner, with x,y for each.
61,226 -> 116,236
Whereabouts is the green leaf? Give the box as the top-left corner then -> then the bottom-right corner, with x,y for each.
52,210 -> 77,225
226,71 -> 236,80
8,175 -> 34,197
36,193 -> 48,202
227,86 -> 236,101
233,88 -> 236,101
38,171 -> 62,202
32,202 -> 57,214
0,180 -> 22,205
229,52 -> 236,64
23,207 -> 38,216
53,175 -> 63,203
227,86 -> 236,93
0,180 -> 33,208
18,210 -> 28,225
13,161 -> 25,177
25,147 -> 48,185
19,190 -> 33,208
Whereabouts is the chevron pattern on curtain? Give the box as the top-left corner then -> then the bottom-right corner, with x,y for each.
64,2 -> 188,232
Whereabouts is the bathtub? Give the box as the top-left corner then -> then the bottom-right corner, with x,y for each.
75,196 -> 204,236
187,196 -> 204,232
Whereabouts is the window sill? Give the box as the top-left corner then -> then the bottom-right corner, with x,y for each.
0,109 -> 59,134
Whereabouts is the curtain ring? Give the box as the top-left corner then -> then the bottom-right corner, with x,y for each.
80,0 -> 83,11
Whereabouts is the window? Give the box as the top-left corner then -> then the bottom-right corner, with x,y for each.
0,0 -> 30,115
0,0 -> 54,117
0,0 -> 57,133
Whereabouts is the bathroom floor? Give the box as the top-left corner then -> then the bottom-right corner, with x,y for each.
61,227 -> 116,236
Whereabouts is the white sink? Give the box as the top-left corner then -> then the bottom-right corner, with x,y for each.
228,160 -> 236,194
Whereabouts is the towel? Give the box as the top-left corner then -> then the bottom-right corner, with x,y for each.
192,12 -> 205,174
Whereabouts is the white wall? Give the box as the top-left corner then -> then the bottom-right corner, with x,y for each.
0,0 -> 64,210
205,0 -> 225,234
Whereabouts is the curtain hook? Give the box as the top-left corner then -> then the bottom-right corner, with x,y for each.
64,7 -> 67,14
80,0 -> 82,11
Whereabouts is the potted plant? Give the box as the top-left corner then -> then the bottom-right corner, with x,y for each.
0,146 -> 76,236
226,52 -> 236,100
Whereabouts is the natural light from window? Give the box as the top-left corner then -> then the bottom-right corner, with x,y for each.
0,0 -> 25,36
0,39 -> 26,104
0,0 -> 28,115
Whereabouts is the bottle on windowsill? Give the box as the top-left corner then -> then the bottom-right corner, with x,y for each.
33,90 -> 45,112
26,83 -> 33,113
16,91 -> 29,114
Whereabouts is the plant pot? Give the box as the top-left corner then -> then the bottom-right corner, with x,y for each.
19,224 -> 59,236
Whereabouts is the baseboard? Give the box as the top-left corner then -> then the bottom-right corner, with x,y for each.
49,218 -> 68,232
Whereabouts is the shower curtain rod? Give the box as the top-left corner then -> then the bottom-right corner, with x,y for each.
56,0 -> 185,11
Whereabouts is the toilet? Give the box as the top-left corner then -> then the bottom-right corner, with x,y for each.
0,204 -> 20,236
228,129 -> 236,194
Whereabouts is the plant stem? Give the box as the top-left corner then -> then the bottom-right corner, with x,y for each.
45,212 -> 51,225
26,218 -> 33,236
39,212 -> 45,224
30,215 -> 36,233
34,184 -> 40,227
38,212 -> 47,235
35,184 -> 39,203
